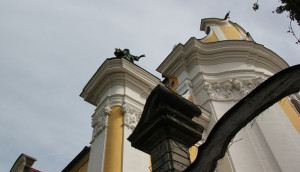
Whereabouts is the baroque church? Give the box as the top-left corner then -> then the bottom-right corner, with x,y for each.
10,16 -> 300,172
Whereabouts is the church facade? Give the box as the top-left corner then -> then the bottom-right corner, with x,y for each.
12,16 -> 299,172
63,17 -> 300,172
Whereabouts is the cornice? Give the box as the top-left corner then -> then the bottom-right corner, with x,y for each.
201,71 -> 269,83
200,18 -> 231,32
167,58 -> 187,77
80,58 -> 160,106
10,154 -> 37,172
200,18 -> 254,41
156,43 -> 185,76
157,39 -> 288,77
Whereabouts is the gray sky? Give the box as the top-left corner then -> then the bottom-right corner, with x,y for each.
1,0 -> 299,171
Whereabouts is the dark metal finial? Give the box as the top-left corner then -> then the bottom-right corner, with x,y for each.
224,10 -> 230,20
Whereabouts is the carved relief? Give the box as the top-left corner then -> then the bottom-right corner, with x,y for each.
122,104 -> 142,131
91,105 -> 111,140
239,78 -> 264,97
204,80 -> 234,100
204,77 -> 264,100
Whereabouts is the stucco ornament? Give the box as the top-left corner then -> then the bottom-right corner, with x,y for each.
204,77 -> 264,100
91,105 -> 112,140
122,104 -> 142,131
204,80 -> 233,100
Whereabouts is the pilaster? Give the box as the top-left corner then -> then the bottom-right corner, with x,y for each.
81,58 -> 161,172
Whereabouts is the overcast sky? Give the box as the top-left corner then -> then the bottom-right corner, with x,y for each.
1,0 -> 300,171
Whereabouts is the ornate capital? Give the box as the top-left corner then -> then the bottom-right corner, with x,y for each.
104,104 -> 112,115
91,105 -> 112,141
204,77 -> 264,100
122,104 -> 142,131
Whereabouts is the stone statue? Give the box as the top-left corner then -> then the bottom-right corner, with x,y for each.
114,48 -> 145,63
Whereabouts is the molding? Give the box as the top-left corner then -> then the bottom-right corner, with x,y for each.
83,71 -> 159,107
157,38 -> 289,77
10,154 -> 37,172
192,106 -> 211,130
167,58 -> 187,78
81,58 -> 161,106
200,18 -> 253,42
177,79 -> 193,96
200,18 -> 231,32
288,94 -> 300,116
10,156 -> 26,172
194,138 -> 207,147
121,103 -> 142,131
211,25 -> 227,41
200,27 -> 214,43
91,105 -> 112,142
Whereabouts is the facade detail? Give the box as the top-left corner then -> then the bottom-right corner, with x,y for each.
10,154 -> 40,172
122,104 -> 142,131
55,16 -> 300,172
200,17 -> 253,43
203,77 -> 264,100
79,57 -> 160,172
157,17 -> 300,172
91,105 -> 111,141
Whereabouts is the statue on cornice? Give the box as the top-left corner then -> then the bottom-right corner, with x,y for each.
114,48 -> 145,63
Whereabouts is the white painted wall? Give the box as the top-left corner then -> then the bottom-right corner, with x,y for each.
122,127 -> 150,172
87,131 -> 106,172
157,36 -> 299,172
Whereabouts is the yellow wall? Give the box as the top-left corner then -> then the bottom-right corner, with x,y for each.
103,106 -> 123,172
168,77 -> 178,92
75,159 -> 89,172
149,156 -> 152,172
20,165 -> 25,172
220,26 -> 242,40
278,97 -> 300,134
204,32 -> 218,43
189,146 -> 198,163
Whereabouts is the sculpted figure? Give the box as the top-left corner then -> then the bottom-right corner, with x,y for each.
114,48 -> 145,63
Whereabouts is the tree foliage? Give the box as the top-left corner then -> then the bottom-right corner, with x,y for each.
275,0 -> 300,26
275,0 -> 300,44
254,0 -> 300,44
